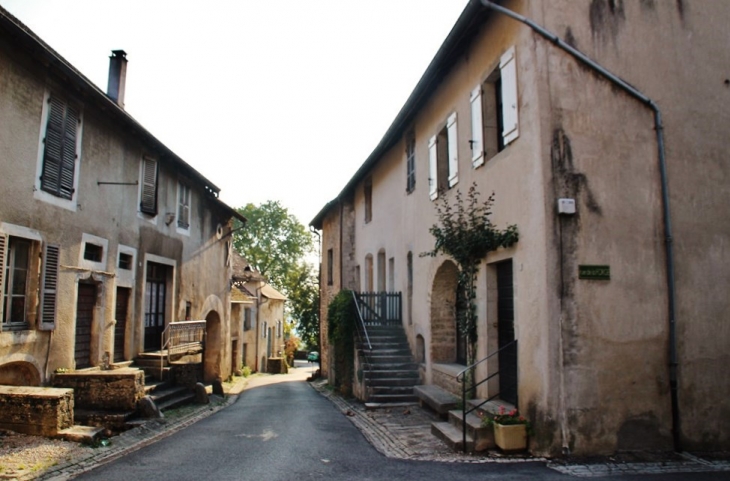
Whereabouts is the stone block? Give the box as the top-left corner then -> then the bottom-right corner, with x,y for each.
0,386 -> 74,436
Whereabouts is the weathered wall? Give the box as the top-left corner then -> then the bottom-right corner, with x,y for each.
52,369 -> 144,411
0,25 -> 235,386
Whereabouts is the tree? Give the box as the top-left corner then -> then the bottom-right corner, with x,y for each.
233,200 -> 319,348
422,184 -> 518,366
233,200 -> 314,289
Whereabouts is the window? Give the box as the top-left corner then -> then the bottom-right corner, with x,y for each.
277,320 -> 283,338
262,321 -> 268,338
139,157 -> 158,215
177,181 -> 191,230
405,132 -> 416,194
244,308 -> 252,331
39,95 -> 81,201
388,257 -> 394,292
83,243 -> 103,262
364,177 -> 372,223
365,254 -> 374,292
471,46 -> 519,168
118,253 -> 133,270
327,248 -> 334,286
407,252 -> 413,325
0,233 -> 58,331
428,112 -> 458,200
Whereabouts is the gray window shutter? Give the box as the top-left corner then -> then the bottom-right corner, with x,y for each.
140,158 -> 158,215
39,243 -> 60,331
428,135 -> 438,200
41,97 -> 78,200
0,234 -> 6,328
447,113 -> 459,187
500,47 -> 519,145
470,86 -> 484,167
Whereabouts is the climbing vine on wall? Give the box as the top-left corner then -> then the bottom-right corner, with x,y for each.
327,290 -> 357,396
422,184 -> 518,366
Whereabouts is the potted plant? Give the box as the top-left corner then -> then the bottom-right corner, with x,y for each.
483,406 -> 531,453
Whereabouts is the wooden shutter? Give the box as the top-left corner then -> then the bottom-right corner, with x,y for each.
41,97 -> 78,200
0,234 -> 6,328
470,86 -> 484,167
428,135 -> 438,200
140,158 -> 158,215
39,243 -> 60,330
447,113 -> 459,187
178,183 -> 190,228
500,47 -> 519,145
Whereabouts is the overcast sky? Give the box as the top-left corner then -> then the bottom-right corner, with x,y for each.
2,0 -> 467,225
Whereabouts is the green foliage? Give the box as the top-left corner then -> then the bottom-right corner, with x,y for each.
233,200 -> 318,348
241,365 -> 252,377
422,184 -> 518,365
327,290 -> 357,395
233,200 -> 314,289
285,261 -> 320,350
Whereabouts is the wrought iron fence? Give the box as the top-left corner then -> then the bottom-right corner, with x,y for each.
354,292 -> 402,326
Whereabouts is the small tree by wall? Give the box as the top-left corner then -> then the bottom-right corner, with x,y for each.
327,290 -> 357,396
422,184 -> 518,366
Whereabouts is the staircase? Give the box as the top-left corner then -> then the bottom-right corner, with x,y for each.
431,398 -> 497,452
361,325 -> 420,404
133,351 -> 172,381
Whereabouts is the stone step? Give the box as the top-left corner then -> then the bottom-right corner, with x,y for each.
57,425 -> 105,444
365,377 -> 420,387
156,391 -> 196,411
363,362 -> 419,371
74,409 -> 136,431
431,422 -> 475,452
367,393 -> 419,403
364,369 -> 420,379
448,409 -> 494,451
133,357 -> 170,368
365,356 -> 415,364
369,385 -> 416,395
148,385 -> 191,407
414,384 -> 459,417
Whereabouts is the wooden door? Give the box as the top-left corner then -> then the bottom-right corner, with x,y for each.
114,287 -> 130,362
75,283 -> 96,369
497,260 -> 517,405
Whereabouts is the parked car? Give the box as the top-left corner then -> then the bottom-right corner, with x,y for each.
307,351 -> 319,362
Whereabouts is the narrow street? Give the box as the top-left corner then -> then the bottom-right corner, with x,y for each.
72,362 -> 728,481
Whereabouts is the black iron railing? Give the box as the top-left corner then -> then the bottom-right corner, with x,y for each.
455,339 -> 518,453
354,292 -> 402,326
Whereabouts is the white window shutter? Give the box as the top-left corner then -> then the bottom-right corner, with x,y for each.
447,113 -> 458,187
39,243 -> 60,331
0,234 -> 6,328
500,46 -> 519,145
428,135 -> 438,200
470,86 -> 484,167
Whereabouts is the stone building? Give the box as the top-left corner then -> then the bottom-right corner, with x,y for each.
230,252 -> 287,374
311,0 -> 730,456
0,7 -> 245,385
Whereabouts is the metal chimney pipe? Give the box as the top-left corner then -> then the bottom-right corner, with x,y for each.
107,50 -> 127,108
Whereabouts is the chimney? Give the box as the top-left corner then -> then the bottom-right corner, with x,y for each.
107,50 -> 127,108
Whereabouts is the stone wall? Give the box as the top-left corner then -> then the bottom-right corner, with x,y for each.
432,367 -> 461,397
170,363 -> 203,389
0,386 -> 73,436
52,368 -> 144,411
266,357 -> 288,374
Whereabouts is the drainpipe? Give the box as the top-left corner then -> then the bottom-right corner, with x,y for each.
481,1 -> 680,452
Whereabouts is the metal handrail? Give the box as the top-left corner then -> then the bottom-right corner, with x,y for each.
457,339 -> 517,453
160,320 -> 206,376
350,292 -> 372,351
351,292 -> 376,401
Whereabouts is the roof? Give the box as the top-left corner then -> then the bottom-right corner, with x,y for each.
260,284 -> 287,301
310,0 -> 493,229
0,5 -> 245,225
231,285 -> 256,304
231,251 -> 266,282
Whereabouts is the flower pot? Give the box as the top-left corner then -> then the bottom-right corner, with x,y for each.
493,423 -> 527,453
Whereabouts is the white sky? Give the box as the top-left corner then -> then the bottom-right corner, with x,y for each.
2,0 -> 467,225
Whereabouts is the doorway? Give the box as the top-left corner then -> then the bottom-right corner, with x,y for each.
144,262 -> 168,351
114,287 -> 130,362
496,260 -> 517,405
75,283 -> 96,369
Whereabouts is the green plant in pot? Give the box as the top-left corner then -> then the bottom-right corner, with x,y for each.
482,406 -> 531,453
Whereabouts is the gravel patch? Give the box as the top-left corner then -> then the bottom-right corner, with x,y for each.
0,430 -> 94,480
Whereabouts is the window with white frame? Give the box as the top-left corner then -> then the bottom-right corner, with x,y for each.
470,46 -> 519,168
405,131 -> 416,194
428,112 -> 458,200
139,157 -> 158,216
0,231 -> 59,331
177,181 -> 191,230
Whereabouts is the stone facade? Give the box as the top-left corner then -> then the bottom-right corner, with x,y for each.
52,369 -> 144,411
312,0 -> 730,456
0,386 -> 73,436
0,7 -> 243,387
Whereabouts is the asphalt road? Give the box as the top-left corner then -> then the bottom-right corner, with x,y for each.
74,364 -> 729,481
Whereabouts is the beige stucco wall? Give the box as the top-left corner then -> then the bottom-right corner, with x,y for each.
0,38 -> 234,384
315,0 -> 730,456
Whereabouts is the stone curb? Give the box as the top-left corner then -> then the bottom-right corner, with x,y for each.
309,380 -> 730,476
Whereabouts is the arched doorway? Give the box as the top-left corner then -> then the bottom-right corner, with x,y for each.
203,310 -> 221,383
430,260 -> 461,364
0,361 -> 41,386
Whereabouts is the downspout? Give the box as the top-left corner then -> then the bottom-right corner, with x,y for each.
481,1 -> 680,452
